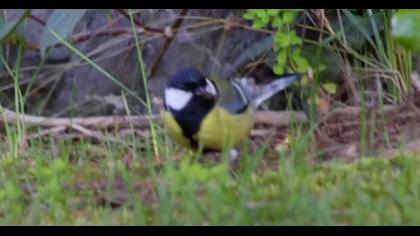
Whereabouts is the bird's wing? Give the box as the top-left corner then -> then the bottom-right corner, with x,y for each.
210,77 -> 250,114
237,73 -> 302,109
210,73 -> 301,114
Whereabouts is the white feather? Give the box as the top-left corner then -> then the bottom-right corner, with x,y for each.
164,88 -> 193,111
234,74 -> 300,109
205,78 -> 218,96
230,80 -> 249,104
252,74 -> 300,108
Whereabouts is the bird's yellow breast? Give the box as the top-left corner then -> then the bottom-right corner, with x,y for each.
197,106 -> 254,150
162,107 -> 254,151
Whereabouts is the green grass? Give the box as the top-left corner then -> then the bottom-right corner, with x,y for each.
0,132 -> 420,225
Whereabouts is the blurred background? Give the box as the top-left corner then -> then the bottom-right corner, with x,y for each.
1,9 -> 418,118
0,9 -> 283,117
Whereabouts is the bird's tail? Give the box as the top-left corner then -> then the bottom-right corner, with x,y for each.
246,73 -> 302,109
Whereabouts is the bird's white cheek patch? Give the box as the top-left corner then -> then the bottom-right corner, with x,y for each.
165,88 -> 193,111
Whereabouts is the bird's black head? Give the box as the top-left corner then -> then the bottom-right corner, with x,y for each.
167,67 -> 208,91
165,68 -> 218,112
164,68 -> 219,149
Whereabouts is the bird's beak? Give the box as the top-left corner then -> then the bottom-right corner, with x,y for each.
195,87 -> 217,101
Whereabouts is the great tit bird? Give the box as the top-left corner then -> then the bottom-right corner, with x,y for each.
162,68 -> 301,152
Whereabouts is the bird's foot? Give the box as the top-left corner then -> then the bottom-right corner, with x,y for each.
228,149 -> 241,177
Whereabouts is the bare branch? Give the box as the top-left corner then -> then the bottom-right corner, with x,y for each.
1,106 -> 307,131
0,107 -> 158,129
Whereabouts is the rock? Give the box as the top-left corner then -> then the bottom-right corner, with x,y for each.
1,9 -> 271,117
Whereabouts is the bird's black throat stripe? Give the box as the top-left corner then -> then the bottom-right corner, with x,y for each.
169,95 -> 215,149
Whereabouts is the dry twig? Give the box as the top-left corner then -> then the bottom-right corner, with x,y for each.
0,107 -> 158,129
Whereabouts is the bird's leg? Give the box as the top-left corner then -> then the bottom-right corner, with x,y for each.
195,143 -> 206,161
228,148 -> 241,176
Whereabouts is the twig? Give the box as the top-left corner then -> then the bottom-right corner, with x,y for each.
29,14 -> 46,26
254,111 -> 308,126
0,106 -> 306,131
69,123 -> 105,140
250,129 -> 275,137
25,125 -> 67,141
0,107 -> 157,129
119,128 -> 150,138
72,28 -> 132,44
149,9 -> 189,79
116,9 -> 165,35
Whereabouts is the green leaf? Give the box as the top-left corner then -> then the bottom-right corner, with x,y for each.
0,18 -> 20,40
249,10 -> 268,28
267,9 -> 280,17
272,17 -> 283,28
259,14 -> 270,28
40,9 -> 88,58
316,63 -> 327,73
273,63 -> 285,75
252,10 -> 270,29
274,32 -> 291,48
322,83 -> 337,94
243,10 -> 256,20
275,31 -> 303,49
255,9 -> 267,18
0,10 -> 31,43
282,11 -> 298,25
292,53 -> 309,73
293,47 -> 302,54
253,18 -> 269,29
289,31 -> 303,45
276,49 -> 288,67
392,9 -> 420,53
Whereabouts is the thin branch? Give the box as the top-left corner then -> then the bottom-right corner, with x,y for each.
254,111 -> 308,126
69,123 -> 106,140
24,126 -> 67,141
149,9 -> 189,79
29,14 -> 46,26
116,9 -> 165,35
72,28 -> 132,44
0,106 -> 307,130
0,107 -> 157,129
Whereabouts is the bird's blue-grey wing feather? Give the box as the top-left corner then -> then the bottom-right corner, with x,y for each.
236,74 -> 301,109
212,78 -> 250,114
212,73 -> 301,113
